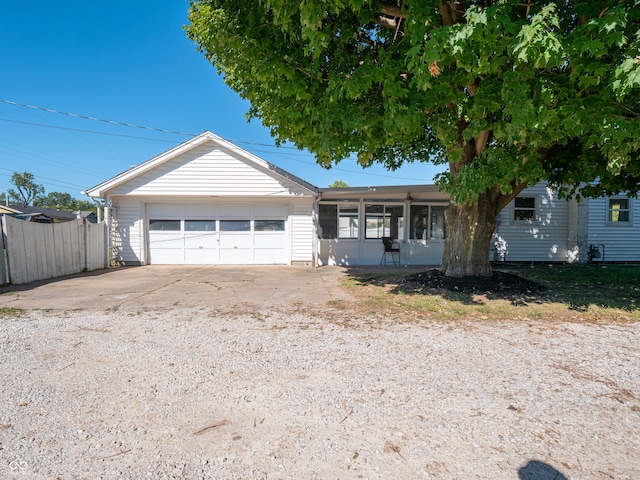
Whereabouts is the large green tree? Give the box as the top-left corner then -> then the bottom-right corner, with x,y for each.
7,171 -> 45,206
186,1 -> 640,276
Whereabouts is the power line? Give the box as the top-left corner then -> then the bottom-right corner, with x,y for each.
0,167 -> 86,190
0,98 -> 435,183
0,99 -> 195,137
0,118 -> 181,143
0,99 -> 303,151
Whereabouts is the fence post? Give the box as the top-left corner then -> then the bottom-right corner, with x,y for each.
83,218 -> 88,271
1,215 -> 8,285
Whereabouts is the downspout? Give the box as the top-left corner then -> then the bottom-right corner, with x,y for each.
80,190 -> 104,223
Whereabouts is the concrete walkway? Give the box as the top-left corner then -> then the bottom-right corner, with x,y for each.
0,265 -> 358,311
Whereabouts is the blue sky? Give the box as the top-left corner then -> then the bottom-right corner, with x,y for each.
0,1 -> 444,200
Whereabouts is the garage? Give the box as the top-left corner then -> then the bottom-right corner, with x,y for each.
147,204 -> 289,265
86,131 -> 316,266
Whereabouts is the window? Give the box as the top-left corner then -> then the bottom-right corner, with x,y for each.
319,205 -> 337,239
185,220 -> 216,231
365,204 -> 404,239
255,220 -> 285,232
338,206 -> 359,238
608,198 -> 630,223
514,197 -> 536,221
318,204 -> 359,239
410,205 -> 446,240
149,219 -> 180,231
220,220 -> 251,231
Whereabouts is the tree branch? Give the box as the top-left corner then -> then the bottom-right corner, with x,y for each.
373,15 -> 399,29
439,2 -> 466,26
379,4 -> 406,19
475,130 -> 490,155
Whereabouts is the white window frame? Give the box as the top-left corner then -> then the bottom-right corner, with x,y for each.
409,204 -> 446,240
364,203 -> 405,240
318,203 -> 360,239
513,196 -> 537,223
606,197 -> 632,226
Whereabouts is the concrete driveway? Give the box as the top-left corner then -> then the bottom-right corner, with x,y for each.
0,265 -> 356,311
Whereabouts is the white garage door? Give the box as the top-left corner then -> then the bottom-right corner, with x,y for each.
147,204 -> 288,265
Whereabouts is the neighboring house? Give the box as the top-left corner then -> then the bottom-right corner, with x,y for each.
76,210 -> 98,223
0,204 -> 77,223
86,131 -> 640,266
491,185 -> 639,264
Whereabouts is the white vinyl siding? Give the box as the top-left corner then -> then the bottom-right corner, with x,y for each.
587,197 -> 640,262
108,143 -> 310,197
493,183 -> 570,262
290,198 -> 314,264
110,197 -> 143,265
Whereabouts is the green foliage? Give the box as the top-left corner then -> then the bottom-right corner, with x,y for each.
187,0 -> 640,203
328,180 -> 349,188
34,192 -> 94,212
35,191 -> 75,210
5,172 -> 95,212
0,307 -> 25,319
7,172 -> 45,206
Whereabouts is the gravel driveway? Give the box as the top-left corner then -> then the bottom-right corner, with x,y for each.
1,304 -> 639,479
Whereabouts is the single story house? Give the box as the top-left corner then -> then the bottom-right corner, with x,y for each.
86,131 -> 639,266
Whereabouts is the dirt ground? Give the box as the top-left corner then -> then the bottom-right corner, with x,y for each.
1,302 -> 639,479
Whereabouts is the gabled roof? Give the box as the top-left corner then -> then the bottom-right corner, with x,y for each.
86,130 -> 317,198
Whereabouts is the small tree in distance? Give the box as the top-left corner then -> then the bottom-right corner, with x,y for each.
7,172 -> 45,206
328,180 -> 349,188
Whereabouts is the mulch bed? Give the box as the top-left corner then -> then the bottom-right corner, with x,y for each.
400,269 -> 547,296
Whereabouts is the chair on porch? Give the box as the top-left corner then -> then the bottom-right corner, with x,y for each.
380,236 -> 400,266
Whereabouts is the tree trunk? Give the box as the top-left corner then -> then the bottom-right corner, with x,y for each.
440,191 -> 501,277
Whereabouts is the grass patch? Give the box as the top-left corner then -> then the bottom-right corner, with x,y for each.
341,265 -> 640,324
0,307 -> 25,318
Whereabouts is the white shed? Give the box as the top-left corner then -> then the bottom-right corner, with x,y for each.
87,131 -> 317,266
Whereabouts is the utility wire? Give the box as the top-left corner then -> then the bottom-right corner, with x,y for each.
0,118 -> 180,143
0,167 -> 86,190
0,99 -> 432,183
0,99 -> 302,150
0,99 -> 195,137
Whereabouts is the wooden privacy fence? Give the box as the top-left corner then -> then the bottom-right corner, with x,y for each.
1,215 -> 107,285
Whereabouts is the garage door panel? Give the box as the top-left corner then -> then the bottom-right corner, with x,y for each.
254,249 -> 286,264
219,234 -> 253,249
185,248 -> 218,264
149,232 -> 184,249
184,205 -> 217,217
184,233 -> 218,248
148,204 -> 181,217
150,248 -> 185,264
219,248 -> 253,264
255,205 -> 288,217
220,205 -> 252,217
254,233 -> 286,248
